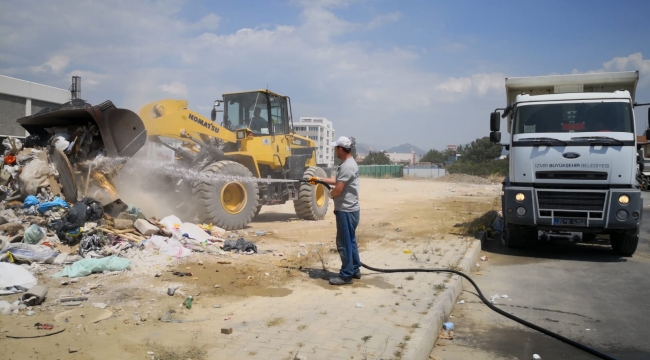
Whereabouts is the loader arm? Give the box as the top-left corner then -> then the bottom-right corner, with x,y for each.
137,99 -> 237,144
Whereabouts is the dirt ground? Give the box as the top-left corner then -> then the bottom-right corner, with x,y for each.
1,177 -> 500,360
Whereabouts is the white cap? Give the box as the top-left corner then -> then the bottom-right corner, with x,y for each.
330,136 -> 352,148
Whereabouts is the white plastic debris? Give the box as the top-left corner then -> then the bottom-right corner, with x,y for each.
355,303 -> 363,308
480,256 -> 488,261
532,354 -> 542,360
490,294 -> 500,303
475,262 -> 480,267
456,300 -> 465,304
501,295 -> 508,299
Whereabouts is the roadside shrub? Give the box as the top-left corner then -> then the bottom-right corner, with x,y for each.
447,159 -> 508,177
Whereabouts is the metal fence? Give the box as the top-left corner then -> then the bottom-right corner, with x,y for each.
358,164 -> 404,178
403,167 -> 447,179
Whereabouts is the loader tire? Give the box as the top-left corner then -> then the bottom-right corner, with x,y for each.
191,160 -> 259,231
294,167 -> 329,220
504,223 -> 523,249
610,230 -> 638,257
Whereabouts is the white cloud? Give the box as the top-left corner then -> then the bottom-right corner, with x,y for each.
31,55 -> 70,74
0,0 -> 504,149
367,12 -> 401,30
158,81 -> 189,97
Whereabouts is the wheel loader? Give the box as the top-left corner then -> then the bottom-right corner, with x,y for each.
136,90 -> 330,230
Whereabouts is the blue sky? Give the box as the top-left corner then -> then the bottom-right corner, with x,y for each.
1,0 -> 649,151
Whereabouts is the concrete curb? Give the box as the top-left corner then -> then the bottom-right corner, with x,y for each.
405,239 -> 482,360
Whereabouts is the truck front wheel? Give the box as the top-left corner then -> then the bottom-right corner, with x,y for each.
505,223 -> 523,248
610,230 -> 638,257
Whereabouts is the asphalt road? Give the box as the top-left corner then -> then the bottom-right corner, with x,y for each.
430,192 -> 650,360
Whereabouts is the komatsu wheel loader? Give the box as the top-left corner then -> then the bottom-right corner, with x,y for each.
137,90 -> 329,230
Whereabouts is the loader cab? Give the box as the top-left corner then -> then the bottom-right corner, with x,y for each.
223,90 -> 290,136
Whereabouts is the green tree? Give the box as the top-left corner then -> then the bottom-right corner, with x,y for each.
421,149 -> 446,164
458,136 -> 502,163
362,151 -> 391,165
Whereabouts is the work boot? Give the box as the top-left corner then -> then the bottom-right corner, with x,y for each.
329,276 -> 353,285
353,271 -> 362,280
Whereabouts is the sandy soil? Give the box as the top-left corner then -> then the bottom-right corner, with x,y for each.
1,177 -> 500,360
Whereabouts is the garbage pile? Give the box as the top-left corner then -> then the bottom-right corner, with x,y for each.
0,135 -> 258,316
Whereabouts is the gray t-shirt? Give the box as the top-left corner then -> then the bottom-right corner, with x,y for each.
334,157 -> 360,212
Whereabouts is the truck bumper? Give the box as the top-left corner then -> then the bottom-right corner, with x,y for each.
503,186 -> 642,231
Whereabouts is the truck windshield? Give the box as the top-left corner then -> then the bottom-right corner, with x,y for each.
513,101 -> 633,134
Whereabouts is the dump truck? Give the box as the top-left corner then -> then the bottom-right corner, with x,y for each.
489,71 -> 649,256
137,90 -> 329,230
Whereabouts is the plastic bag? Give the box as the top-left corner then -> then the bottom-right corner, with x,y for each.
2,137 -> 23,153
18,158 -> 51,196
23,195 -> 39,208
0,263 -> 37,294
37,197 -> 69,214
3,154 -> 16,165
23,224 -> 44,244
1,243 -> 60,264
147,235 -> 191,258
52,136 -> 70,151
53,256 -> 131,278
23,134 -> 42,148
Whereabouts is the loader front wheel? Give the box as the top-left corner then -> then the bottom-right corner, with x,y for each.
192,160 -> 259,230
294,167 -> 329,220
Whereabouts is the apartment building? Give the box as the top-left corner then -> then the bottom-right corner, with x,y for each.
294,117 -> 335,167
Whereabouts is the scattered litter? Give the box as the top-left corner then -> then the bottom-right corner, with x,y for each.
53,256 -> 131,278
0,262 -> 37,295
92,303 -> 108,309
26,310 -> 35,316
212,304 -> 221,308
443,322 -> 454,331
395,228 -> 403,232
147,351 -> 154,356
475,262 -> 480,267
501,295 -> 509,299
167,287 -> 178,296
20,285 -> 48,306
480,256 -> 488,261
221,327 -> 233,334
68,348 -> 79,353
222,238 -> 257,253
183,296 -> 193,309
403,249 -> 412,254
533,355 -> 542,360
356,303 -> 364,308
159,309 -> 209,323
254,230 -> 266,236
490,295 -> 500,303
456,300 -> 465,304
35,323 -> 54,330
224,317 -> 231,321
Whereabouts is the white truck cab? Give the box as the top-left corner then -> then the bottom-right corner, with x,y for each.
489,71 -> 649,256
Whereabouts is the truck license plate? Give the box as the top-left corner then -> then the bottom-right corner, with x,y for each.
553,218 -> 587,226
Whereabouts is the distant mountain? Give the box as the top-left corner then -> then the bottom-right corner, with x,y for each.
385,143 -> 426,156
355,143 -> 385,155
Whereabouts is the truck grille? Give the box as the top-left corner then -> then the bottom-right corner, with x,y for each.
537,191 -> 606,211
535,171 -> 607,180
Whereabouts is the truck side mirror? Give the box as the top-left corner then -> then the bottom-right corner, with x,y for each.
490,131 -> 501,143
211,108 -> 217,121
490,112 -> 501,131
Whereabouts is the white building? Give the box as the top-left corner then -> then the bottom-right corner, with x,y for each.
0,75 -> 71,137
294,117 -> 335,167
387,151 -> 419,165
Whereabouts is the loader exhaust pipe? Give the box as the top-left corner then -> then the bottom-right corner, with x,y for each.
70,76 -> 81,100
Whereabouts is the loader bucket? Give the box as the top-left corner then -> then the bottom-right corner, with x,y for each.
17,99 -> 147,158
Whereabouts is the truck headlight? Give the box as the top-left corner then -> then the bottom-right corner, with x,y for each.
515,192 -> 525,202
618,194 -> 629,205
616,209 -> 629,220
